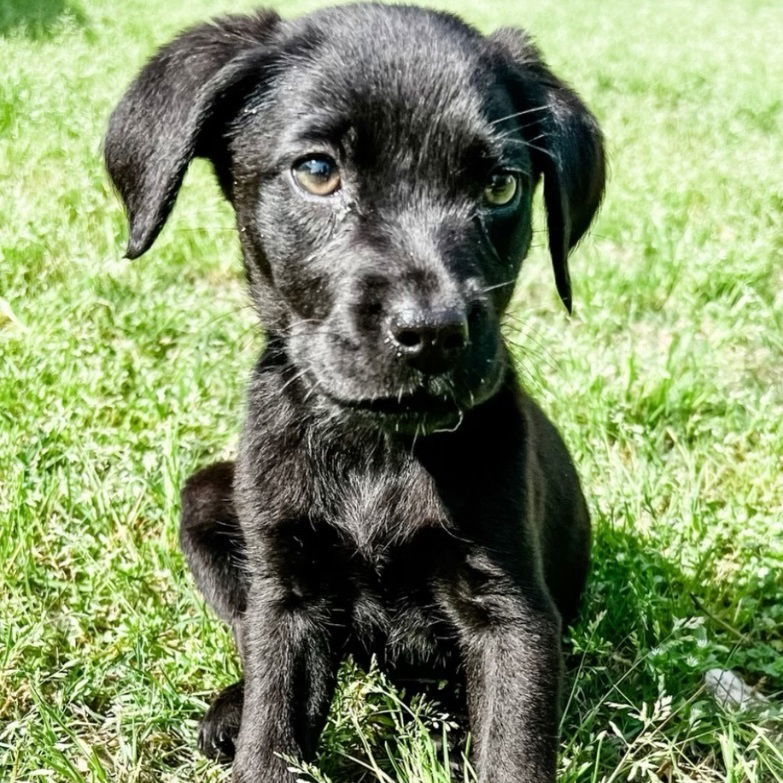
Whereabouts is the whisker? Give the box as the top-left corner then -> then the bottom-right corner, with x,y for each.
481,278 -> 517,293
489,104 -> 551,127
510,356 -> 549,395
503,326 -> 560,376
502,137 -> 558,162
277,317 -> 326,336
278,367 -> 310,395
493,124 -> 552,144
409,421 -> 421,458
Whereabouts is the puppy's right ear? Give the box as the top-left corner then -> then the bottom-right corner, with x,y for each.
104,11 -> 281,258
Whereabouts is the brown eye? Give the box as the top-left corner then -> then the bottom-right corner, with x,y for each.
483,172 -> 518,206
292,156 -> 341,196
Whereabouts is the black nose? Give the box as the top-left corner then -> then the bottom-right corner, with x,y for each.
388,307 -> 469,374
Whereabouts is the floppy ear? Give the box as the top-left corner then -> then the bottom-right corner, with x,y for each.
489,28 -> 605,312
104,11 -> 281,258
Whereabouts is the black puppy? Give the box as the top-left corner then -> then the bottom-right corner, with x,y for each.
105,5 -> 604,781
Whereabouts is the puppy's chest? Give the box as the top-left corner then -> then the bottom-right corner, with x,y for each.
322,460 -> 452,558
310,467 -> 457,656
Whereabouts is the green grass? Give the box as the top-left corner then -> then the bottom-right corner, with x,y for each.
1,0 -> 782,780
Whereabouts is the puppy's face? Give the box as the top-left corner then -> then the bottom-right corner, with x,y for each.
233,20 -> 535,431
105,5 -> 605,433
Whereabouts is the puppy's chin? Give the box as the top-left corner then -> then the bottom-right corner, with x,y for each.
303,363 -> 507,436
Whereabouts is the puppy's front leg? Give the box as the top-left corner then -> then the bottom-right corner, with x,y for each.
441,564 -> 562,783
232,580 -> 342,783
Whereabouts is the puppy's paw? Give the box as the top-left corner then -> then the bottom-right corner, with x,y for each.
197,680 -> 244,762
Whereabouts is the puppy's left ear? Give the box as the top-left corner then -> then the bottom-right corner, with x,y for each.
490,28 -> 605,313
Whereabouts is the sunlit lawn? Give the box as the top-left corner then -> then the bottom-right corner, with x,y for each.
1,0 -> 781,780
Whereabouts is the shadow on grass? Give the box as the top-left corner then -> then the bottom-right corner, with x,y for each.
558,525 -> 695,772
318,523 -> 772,781
0,0 -> 87,39
308,529 -> 707,782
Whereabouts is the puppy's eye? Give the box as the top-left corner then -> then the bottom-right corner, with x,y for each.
483,172 -> 518,206
292,156 -> 341,196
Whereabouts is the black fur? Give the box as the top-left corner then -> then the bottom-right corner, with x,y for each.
106,5 -> 604,781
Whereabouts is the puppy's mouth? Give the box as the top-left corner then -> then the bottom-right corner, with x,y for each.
325,388 -> 460,417
294,347 -> 509,434
314,381 -> 466,433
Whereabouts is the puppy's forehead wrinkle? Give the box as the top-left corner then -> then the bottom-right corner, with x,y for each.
279,109 -> 350,151
286,81 -> 489,181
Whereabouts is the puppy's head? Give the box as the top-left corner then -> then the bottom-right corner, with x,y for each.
106,5 -> 604,433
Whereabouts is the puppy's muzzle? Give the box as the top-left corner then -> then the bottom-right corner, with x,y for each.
387,305 -> 469,375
